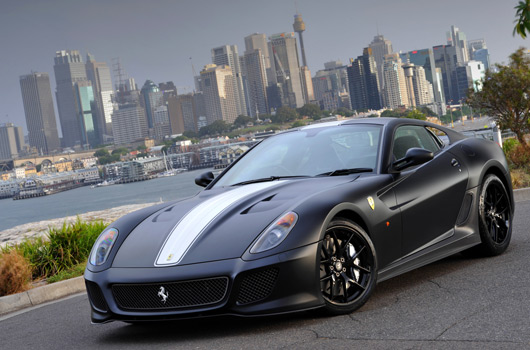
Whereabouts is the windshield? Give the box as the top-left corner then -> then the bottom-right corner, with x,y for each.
213,124 -> 382,187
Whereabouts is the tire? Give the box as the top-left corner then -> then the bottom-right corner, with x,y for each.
319,219 -> 377,315
476,174 -> 513,256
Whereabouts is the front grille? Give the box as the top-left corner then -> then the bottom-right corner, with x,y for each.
236,268 -> 279,305
112,277 -> 229,311
85,280 -> 108,312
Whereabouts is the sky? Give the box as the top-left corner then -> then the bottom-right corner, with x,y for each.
0,0 -> 527,134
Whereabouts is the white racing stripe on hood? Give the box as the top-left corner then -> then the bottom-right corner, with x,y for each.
155,181 -> 285,266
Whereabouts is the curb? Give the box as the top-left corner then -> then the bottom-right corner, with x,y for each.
1,188 -> 529,318
0,276 -> 85,316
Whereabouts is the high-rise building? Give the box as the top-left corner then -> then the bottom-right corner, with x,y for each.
200,64 -> 238,124
244,33 -> 274,84
111,104 -> 148,146
403,64 -> 434,107
447,25 -> 469,63
455,61 -> 485,102
400,49 -> 446,114
347,48 -> 381,111
312,61 -> 349,110
140,80 -> 164,130
269,32 -> 305,108
54,50 -> 88,148
74,80 -> 100,148
212,45 -> 247,116
85,53 -> 113,137
382,53 -> 409,109
19,72 -> 60,154
468,39 -> 490,71
244,49 -> 269,117
168,93 -> 198,134
369,35 -> 393,91
0,123 -> 25,159
433,45 -> 460,103
300,66 -> 315,104
153,105 -> 170,140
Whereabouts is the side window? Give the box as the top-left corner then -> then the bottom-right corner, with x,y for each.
393,125 -> 441,160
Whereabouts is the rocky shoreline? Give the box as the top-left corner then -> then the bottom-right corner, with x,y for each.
0,202 -> 157,248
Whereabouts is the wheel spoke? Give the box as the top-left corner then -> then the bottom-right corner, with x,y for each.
352,262 -> 371,274
320,275 -> 332,282
331,231 -> 342,255
344,276 -> 366,291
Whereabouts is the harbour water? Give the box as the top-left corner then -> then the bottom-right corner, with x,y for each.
0,168 -> 211,232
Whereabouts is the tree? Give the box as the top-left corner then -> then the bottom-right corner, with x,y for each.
297,103 -> 322,118
111,147 -> 129,156
291,120 -> 306,128
467,48 -> 530,148
274,106 -> 299,123
334,107 -> 354,117
94,148 -> 109,158
233,115 -> 253,128
405,109 -> 427,120
514,0 -> 530,38
199,120 -> 229,137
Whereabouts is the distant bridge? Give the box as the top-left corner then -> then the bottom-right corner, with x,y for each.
13,150 -> 96,168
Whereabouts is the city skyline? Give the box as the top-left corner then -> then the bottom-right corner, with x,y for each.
0,0 -> 527,134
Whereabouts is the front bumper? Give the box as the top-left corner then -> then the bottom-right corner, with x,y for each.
84,243 -> 322,323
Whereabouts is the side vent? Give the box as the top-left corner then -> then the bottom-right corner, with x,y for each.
456,193 -> 473,226
85,280 -> 109,313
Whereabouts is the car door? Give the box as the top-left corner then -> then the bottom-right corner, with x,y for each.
390,125 -> 469,256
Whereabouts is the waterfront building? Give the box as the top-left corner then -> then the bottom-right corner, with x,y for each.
347,48 -> 382,111
200,64 -> 238,125
85,54 -> 114,137
0,123 -> 25,160
244,49 -> 269,117
141,80 -> 164,130
368,35 -> 393,91
53,50 -> 88,148
269,32 -> 305,108
212,45 -> 248,116
219,145 -> 249,165
400,48 -> 446,114
382,53 -> 409,109
74,81 -> 100,148
19,72 -> 61,154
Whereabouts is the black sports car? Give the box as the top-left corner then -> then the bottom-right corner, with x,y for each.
84,117 -> 514,323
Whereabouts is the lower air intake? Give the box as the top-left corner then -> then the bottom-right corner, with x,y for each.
236,268 -> 279,305
85,280 -> 108,313
112,277 -> 229,311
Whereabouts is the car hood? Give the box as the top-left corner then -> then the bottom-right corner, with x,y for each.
112,176 -> 356,268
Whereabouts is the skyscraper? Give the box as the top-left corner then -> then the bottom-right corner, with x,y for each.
433,44 -> 460,103
382,53 -> 409,109
369,35 -> 393,91
212,45 -> 247,116
111,104 -> 148,146
54,50 -> 88,148
74,80 -> 100,148
269,32 -> 305,108
200,64 -> 238,124
447,25 -> 469,63
347,48 -> 381,111
244,33 -> 274,84
168,93 -> 198,134
140,80 -> 164,130
0,123 -> 25,159
400,48 -> 446,114
244,49 -> 269,117
85,53 -> 114,138
19,72 -> 60,154
468,39 -> 490,71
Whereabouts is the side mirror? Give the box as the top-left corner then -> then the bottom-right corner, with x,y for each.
195,171 -> 214,187
391,148 -> 433,172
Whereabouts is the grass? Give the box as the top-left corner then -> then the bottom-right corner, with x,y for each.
0,218 -> 107,296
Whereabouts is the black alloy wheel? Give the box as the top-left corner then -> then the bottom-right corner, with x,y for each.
319,219 -> 377,315
477,174 -> 512,256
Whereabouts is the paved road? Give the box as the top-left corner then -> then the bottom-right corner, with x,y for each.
1,201 -> 529,350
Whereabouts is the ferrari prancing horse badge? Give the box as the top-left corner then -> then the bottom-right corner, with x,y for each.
367,196 -> 375,210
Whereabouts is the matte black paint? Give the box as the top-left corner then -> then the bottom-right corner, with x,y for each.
85,118 -> 514,323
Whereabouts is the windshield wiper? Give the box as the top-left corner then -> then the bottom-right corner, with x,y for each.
231,175 -> 311,186
317,168 -> 373,177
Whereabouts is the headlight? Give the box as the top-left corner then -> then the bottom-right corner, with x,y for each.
250,212 -> 298,254
89,227 -> 119,266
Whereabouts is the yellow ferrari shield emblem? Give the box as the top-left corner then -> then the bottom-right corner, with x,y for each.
367,196 -> 375,210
